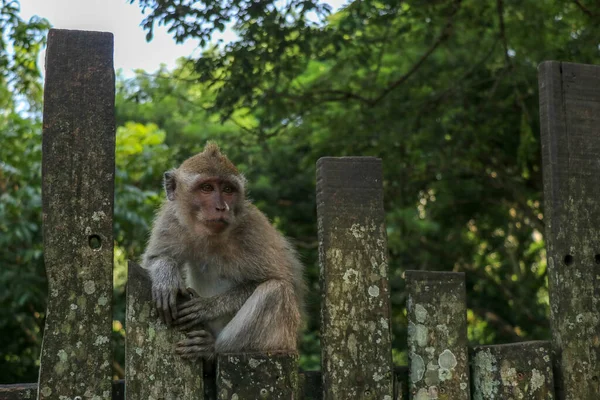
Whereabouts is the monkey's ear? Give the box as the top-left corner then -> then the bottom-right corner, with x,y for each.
164,170 -> 177,201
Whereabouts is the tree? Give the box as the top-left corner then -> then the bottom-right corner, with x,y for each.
130,0 -> 600,365
0,1 -> 50,382
114,64 -> 322,368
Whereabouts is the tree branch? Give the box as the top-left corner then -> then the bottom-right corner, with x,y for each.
370,1 -> 461,106
471,306 -> 523,342
496,0 -> 511,64
572,0 -> 597,17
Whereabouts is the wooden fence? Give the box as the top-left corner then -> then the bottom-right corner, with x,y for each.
0,28 -> 599,400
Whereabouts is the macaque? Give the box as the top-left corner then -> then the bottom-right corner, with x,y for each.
141,142 -> 304,359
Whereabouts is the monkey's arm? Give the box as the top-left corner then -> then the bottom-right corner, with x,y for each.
145,256 -> 188,325
142,205 -> 191,325
174,282 -> 259,331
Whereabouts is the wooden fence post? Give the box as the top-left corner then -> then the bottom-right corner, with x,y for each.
38,29 -> 115,399
405,271 -> 470,399
216,353 -> 299,399
0,384 -> 38,399
471,341 -> 554,399
317,157 -> 394,400
538,61 -> 600,400
125,262 -> 204,399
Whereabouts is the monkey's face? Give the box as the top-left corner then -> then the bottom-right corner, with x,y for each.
164,143 -> 247,236
165,169 -> 244,236
188,176 -> 240,235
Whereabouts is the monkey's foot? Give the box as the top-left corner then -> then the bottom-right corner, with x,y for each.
176,330 -> 215,360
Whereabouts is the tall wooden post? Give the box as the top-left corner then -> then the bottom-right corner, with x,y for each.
405,271 -> 470,399
538,61 -> 600,399
317,157 -> 393,400
38,29 -> 115,399
126,262 -> 204,399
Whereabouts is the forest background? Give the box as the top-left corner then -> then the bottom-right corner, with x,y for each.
1,0 -> 600,383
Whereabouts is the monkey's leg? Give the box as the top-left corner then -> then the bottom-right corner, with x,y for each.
215,280 -> 300,353
176,329 -> 215,360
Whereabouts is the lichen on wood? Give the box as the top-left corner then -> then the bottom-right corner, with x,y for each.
216,352 -> 299,399
538,61 -> 600,399
125,262 -> 203,399
471,341 -> 554,400
406,271 -> 470,400
317,157 -> 394,400
38,29 -> 116,400
0,383 -> 38,399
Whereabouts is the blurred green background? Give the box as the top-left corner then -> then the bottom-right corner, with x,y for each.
2,0 -> 600,383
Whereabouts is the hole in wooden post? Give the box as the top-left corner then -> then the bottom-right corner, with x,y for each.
564,254 -> 573,265
89,235 -> 102,250
595,255 -> 600,264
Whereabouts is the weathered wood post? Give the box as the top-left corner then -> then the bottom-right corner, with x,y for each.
405,271 -> 470,399
538,61 -> 600,400
216,352 -> 299,399
125,262 -> 204,399
38,29 -> 115,399
317,157 -> 394,400
471,341 -> 554,399
0,383 -> 38,399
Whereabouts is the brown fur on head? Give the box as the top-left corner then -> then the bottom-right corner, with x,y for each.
180,142 -> 240,177
164,142 -> 247,202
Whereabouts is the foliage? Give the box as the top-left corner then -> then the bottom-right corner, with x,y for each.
130,0 -> 600,364
0,1 -> 49,383
3,0 -> 600,384
114,65 -> 321,369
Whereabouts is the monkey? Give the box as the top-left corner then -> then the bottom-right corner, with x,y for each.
141,142 -> 304,359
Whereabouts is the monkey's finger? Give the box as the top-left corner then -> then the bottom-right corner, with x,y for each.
173,311 -> 198,325
168,293 -> 178,321
178,300 -> 202,314
187,330 -> 211,339
173,314 -> 196,327
161,292 -> 173,325
154,290 -> 166,323
177,337 -> 213,347
176,307 -> 201,321
177,319 -> 201,332
176,344 -> 202,354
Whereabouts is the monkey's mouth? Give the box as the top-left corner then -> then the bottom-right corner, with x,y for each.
205,218 -> 229,232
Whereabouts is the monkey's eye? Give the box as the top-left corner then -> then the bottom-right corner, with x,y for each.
222,185 -> 236,194
199,183 -> 214,192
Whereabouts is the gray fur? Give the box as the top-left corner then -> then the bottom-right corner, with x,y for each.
142,167 -> 305,359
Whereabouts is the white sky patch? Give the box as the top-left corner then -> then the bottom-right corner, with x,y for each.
19,0 -> 348,76
19,0 -> 202,75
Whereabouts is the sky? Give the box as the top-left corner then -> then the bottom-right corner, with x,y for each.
19,0 -> 346,76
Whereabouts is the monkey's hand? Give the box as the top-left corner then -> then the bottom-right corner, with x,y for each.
176,330 -> 215,360
151,271 -> 187,326
174,288 -> 212,331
